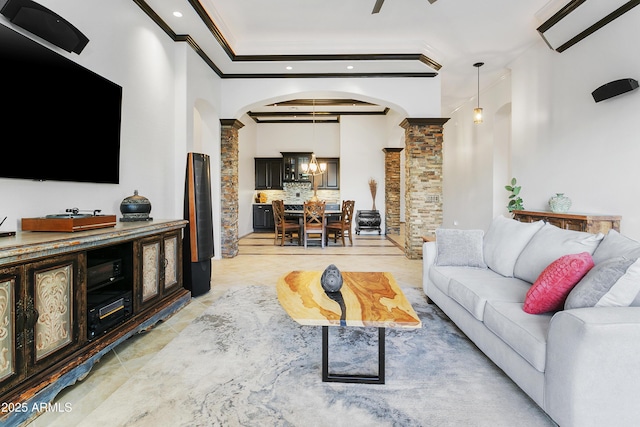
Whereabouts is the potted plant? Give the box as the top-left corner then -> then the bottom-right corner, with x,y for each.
505,177 -> 524,212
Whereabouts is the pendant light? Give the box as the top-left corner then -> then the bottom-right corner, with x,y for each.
473,62 -> 484,124
300,99 -> 326,201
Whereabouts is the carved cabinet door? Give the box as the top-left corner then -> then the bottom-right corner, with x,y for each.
137,232 -> 183,310
161,231 -> 182,295
24,253 -> 83,374
0,266 -> 26,394
138,237 -> 161,310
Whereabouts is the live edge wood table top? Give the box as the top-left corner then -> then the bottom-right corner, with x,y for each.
276,271 -> 421,328
277,271 -> 421,384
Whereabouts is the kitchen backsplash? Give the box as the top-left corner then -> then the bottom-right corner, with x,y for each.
255,182 -> 340,205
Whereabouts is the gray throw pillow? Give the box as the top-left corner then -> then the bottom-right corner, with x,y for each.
483,215 -> 544,277
435,228 -> 487,268
513,223 -> 603,284
591,229 -> 640,264
565,256 -> 640,309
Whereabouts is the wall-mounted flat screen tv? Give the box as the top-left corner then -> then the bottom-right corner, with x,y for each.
0,22 -> 122,183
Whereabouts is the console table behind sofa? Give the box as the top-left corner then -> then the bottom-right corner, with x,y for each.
512,210 -> 621,235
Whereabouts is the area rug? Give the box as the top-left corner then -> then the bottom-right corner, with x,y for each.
84,285 -> 554,426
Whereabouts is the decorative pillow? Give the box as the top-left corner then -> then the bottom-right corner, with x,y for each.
565,257 -> 640,309
523,252 -> 594,314
591,229 -> 640,264
435,228 -> 487,268
483,215 -> 544,277
513,223 -> 603,284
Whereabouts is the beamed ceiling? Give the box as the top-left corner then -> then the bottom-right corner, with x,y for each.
135,0 -> 640,122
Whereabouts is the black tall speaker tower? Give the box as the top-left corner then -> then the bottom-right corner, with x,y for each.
183,152 -> 214,297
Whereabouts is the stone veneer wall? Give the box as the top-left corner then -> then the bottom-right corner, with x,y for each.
383,148 -> 403,235
400,118 -> 448,259
220,119 -> 244,258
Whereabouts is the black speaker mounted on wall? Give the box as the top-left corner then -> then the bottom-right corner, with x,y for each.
183,152 -> 214,297
592,78 -> 639,103
0,0 -> 89,54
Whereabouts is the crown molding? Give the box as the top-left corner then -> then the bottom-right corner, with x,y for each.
133,0 -> 440,78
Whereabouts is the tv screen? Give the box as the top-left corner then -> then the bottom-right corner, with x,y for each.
0,23 -> 122,183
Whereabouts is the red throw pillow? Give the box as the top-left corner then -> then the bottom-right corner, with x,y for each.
523,252 -> 594,314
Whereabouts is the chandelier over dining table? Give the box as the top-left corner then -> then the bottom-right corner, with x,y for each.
301,153 -> 326,201
301,98 -> 326,201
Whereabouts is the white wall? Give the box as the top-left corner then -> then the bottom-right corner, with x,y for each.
220,78 -> 441,119
339,115 -> 389,231
442,10 -> 640,239
0,0 -> 207,232
238,116 -> 258,237
442,74 -> 512,230
181,43 -> 223,255
256,122 -> 341,157
511,11 -> 640,239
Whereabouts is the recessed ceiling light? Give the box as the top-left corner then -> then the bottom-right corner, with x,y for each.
286,66 -> 293,70
173,11 -> 183,18
347,65 -> 354,70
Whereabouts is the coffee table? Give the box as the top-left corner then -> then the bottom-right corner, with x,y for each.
277,271 -> 422,384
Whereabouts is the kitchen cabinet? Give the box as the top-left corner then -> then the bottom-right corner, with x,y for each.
255,158 -> 283,190
281,152 -> 311,182
253,204 -> 275,232
317,158 -> 340,189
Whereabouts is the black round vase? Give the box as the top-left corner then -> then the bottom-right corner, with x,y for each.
120,190 -> 152,222
321,264 -> 343,293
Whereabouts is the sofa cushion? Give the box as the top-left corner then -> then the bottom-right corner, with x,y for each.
449,276 -> 531,321
592,229 -> 640,264
483,215 -> 544,277
435,228 -> 487,268
565,257 -> 640,309
429,266 -> 455,295
429,266 -> 500,297
513,223 -> 603,284
484,301 -> 552,372
523,252 -> 594,314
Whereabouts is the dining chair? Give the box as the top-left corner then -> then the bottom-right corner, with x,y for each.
272,200 -> 300,246
303,201 -> 326,248
326,200 -> 355,246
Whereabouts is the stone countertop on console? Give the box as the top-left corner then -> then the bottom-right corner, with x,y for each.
0,219 -> 188,266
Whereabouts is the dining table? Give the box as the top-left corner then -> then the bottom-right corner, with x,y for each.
284,209 -> 342,246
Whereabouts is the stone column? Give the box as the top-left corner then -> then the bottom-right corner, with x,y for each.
382,148 -> 403,236
220,119 -> 244,258
400,118 -> 449,259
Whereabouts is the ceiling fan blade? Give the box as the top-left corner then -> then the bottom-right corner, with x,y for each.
427,0 -> 438,4
372,0 -> 384,14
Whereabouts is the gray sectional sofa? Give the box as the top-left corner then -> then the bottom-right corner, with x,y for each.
422,215 -> 640,426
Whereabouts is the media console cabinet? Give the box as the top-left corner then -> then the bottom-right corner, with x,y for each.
0,219 -> 190,426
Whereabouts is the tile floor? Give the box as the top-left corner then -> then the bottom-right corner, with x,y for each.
29,228 -> 421,426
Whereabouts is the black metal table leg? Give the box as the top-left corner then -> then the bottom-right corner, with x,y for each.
322,326 -> 385,384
